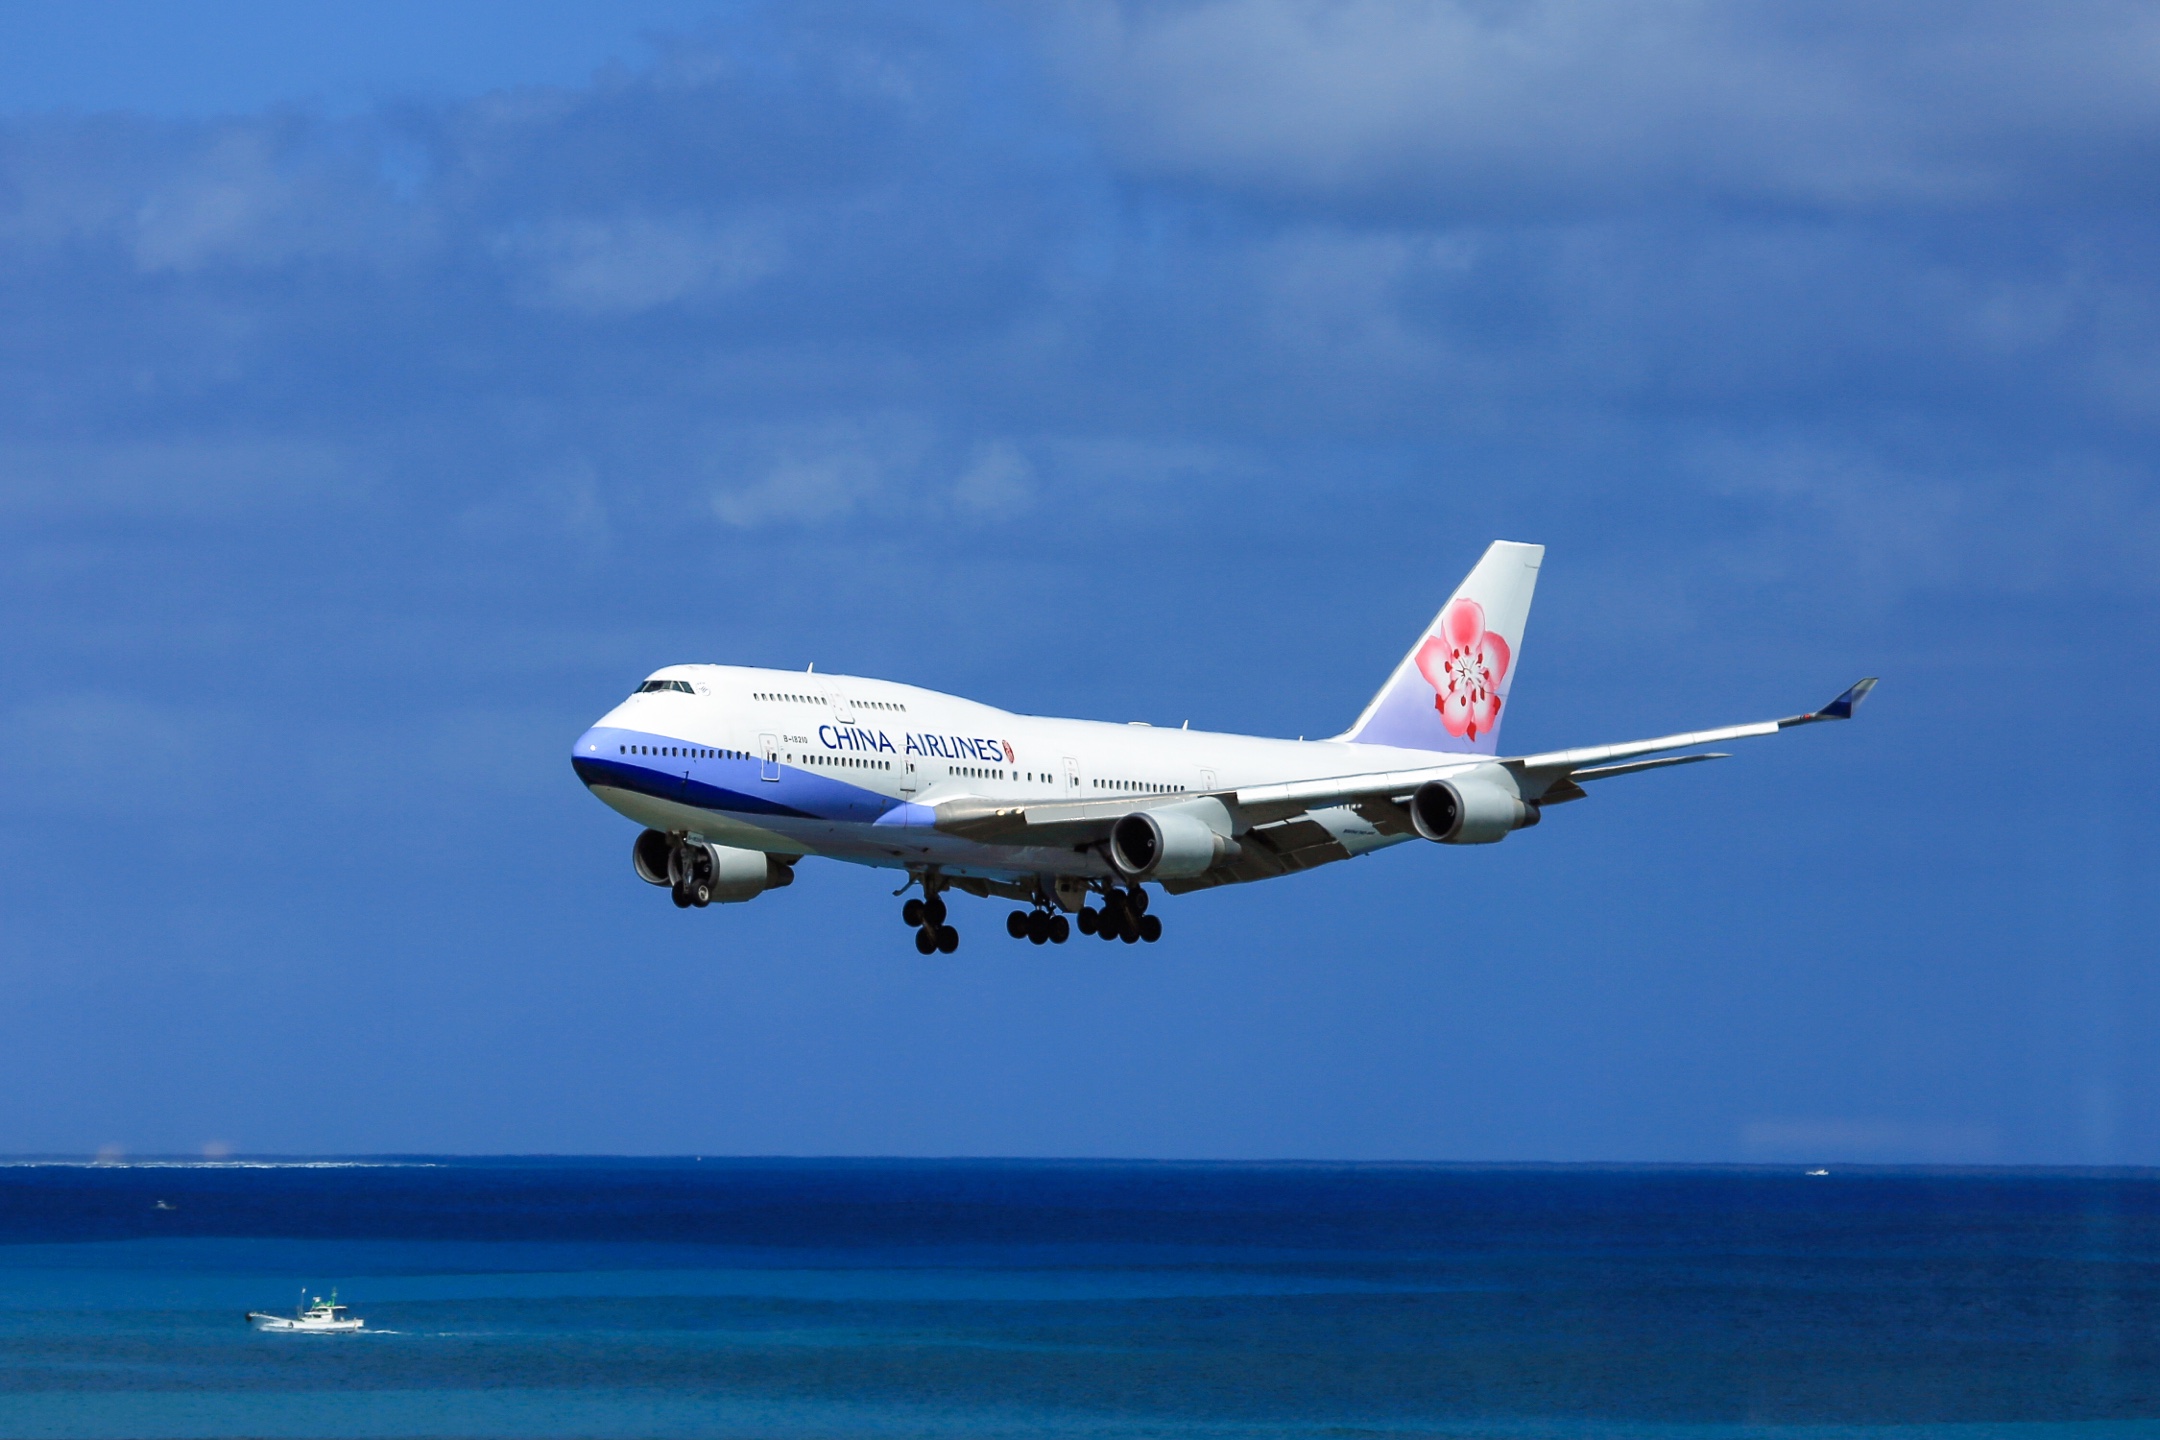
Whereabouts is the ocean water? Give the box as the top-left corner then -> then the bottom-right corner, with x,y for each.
0,1161 -> 2154,1439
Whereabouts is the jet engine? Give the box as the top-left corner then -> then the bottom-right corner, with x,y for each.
632,828 -> 674,885
1108,800 -> 1238,881
632,829 -> 793,904
1409,771 -> 1540,845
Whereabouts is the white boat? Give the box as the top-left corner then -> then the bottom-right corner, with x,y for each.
247,1289 -> 364,1333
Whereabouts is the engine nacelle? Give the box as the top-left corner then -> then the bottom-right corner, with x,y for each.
633,829 -> 793,903
1108,800 -> 1237,881
632,828 -> 673,885
1409,772 -> 1540,845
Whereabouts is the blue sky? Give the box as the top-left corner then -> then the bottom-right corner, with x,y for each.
0,1 -> 2153,1162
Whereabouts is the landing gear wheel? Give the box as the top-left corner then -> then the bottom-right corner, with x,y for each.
1119,919 -> 1140,943
1026,912 -> 1049,944
1076,907 -> 1099,936
1139,914 -> 1162,943
924,894 -> 947,926
671,885 -> 692,909
694,884 -> 712,907
936,925 -> 960,954
1006,910 -> 1030,939
1099,919 -> 1121,942
914,926 -> 937,955
903,898 -> 926,928
1125,886 -> 1148,915
1049,915 -> 1071,944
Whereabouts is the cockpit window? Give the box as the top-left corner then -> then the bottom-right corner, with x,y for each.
637,680 -> 695,695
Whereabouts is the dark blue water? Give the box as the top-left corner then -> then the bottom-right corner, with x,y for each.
0,1160 -> 2155,1438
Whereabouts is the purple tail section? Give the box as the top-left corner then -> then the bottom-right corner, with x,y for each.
1339,541 -> 1544,755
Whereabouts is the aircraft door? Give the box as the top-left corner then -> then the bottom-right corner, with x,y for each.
830,692 -> 854,722
1063,757 -> 1080,794
760,734 -> 780,781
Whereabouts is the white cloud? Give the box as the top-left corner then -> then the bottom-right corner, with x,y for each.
497,210 -> 786,315
1047,1 -> 2160,213
0,117 -> 419,270
950,440 -> 1035,518
0,439 -> 364,520
1683,431 -> 2160,602
130,125 -> 416,273
133,130 -> 294,272
0,694 -> 223,816
705,418 -> 929,527
0,123 -> 148,248
455,457 -> 613,556
1037,435 -> 1241,495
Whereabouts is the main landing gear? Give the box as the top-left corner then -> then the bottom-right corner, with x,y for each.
1073,884 -> 1161,945
905,876 -> 1163,952
1006,906 -> 1071,945
901,886 -> 959,954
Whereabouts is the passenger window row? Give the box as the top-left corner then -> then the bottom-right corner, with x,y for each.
752,691 -> 906,713
1093,778 -> 1185,794
625,744 -> 1183,798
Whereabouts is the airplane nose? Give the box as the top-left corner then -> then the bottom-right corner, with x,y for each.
571,725 -> 611,788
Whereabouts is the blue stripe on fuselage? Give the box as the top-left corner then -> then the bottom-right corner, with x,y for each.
570,754 -> 812,818
570,730 -> 903,823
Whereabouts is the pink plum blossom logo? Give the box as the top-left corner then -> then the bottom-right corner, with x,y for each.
1414,599 -> 1511,742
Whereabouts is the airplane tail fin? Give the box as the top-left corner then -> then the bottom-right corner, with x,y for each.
1338,541 -> 1544,754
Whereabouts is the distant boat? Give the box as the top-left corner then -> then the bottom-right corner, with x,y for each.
247,1290 -> 364,1333
1806,1168 -> 1829,1177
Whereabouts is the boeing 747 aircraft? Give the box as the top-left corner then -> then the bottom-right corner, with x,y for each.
572,542 -> 1874,952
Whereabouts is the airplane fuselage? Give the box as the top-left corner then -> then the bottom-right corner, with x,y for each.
573,663 -> 1449,884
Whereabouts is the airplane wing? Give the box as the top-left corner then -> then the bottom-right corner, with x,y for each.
1210,677 -> 1879,823
1504,675 -> 1877,806
933,677 -> 1877,855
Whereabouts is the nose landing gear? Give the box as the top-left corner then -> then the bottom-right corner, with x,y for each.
668,842 -> 716,909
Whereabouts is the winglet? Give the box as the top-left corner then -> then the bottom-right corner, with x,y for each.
1815,676 -> 1878,720
1779,676 -> 1878,728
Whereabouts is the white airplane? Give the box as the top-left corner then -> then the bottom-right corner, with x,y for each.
572,541 -> 1874,952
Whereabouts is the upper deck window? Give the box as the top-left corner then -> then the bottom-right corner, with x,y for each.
637,680 -> 695,695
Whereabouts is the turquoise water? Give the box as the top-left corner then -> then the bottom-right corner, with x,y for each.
0,1160 -> 2154,1438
